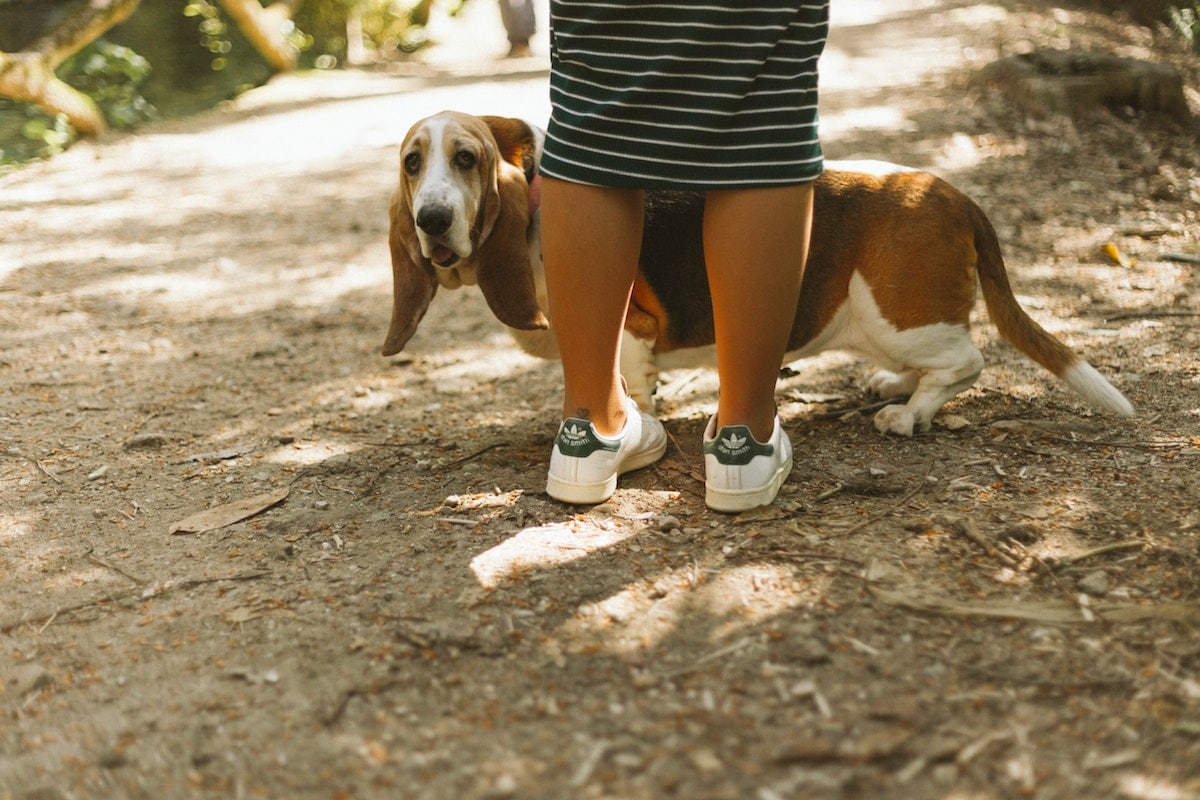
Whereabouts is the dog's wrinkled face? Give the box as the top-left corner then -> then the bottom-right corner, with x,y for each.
398,112 -> 496,286
381,112 -> 549,357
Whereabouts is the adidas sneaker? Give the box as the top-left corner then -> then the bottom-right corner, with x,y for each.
703,414 -> 793,512
546,395 -> 667,504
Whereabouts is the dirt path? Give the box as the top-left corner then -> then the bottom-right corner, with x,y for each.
3,2 -> 1200,798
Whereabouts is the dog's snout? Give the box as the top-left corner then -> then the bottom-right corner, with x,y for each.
415,205 -> 453,237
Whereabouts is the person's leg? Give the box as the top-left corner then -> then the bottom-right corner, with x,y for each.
540,178 -> 644,436
703,183 -> 815,441
498,0 -> 535,55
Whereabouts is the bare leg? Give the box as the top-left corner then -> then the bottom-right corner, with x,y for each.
704,184 -> 815,442
541,178 -> 644,437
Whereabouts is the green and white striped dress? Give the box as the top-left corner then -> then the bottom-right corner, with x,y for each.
541,1 -> 829,190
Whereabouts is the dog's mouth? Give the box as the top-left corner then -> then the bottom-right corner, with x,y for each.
431,244 -> 460,268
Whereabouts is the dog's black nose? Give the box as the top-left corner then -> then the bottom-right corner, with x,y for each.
415,205 -> 453,237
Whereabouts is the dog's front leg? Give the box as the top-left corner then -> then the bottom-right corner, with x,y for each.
620,330 -> 659,411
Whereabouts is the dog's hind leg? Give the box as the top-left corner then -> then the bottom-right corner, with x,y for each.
865,369 -> 920,399
872,343 -> 983,436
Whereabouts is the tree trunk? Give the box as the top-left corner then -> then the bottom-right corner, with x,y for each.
0,0 -> 142,136
216,0 -> 304,73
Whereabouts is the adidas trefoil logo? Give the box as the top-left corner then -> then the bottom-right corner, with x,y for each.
705,424 -> 772,466
562,423 -> 588,445
719,431 -> 750,458
555,418 -> 619,458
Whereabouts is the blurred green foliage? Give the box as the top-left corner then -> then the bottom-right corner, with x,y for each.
1168,4 -> 1200,48
1,39 -> 155,169
1,0 -> 465,170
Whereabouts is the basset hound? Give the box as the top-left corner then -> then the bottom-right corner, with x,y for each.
383,111 -> 1133,435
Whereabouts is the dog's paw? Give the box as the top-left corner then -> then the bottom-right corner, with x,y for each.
865,369 -> 919,399
872,403 -> 917,437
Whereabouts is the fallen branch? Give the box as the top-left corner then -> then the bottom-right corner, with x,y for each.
870,585 -> 1200,626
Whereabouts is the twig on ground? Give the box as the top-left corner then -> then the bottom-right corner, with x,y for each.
1042,539 -> 1144,570
812,397 -> 896,420
829,467 -> 931,539
662,636 -> 755,678
813,483 -> 845,502
952,516 -> 1020,567
437,442 -> 507,472
86,550 -> 147,585
21,455 -> 63,483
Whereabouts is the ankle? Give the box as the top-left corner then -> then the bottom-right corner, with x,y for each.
562,400 -> 628,438
713,408 -> 777,443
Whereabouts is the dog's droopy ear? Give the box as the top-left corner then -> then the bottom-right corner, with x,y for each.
382,190 -> 438,356
481,116 -> 538,181
473,161 -> 549,333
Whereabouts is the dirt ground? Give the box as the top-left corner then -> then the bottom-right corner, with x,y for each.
3,1 -> 1200,798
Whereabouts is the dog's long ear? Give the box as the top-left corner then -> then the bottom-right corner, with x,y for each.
481,116 -> 538,182
382,190 -> 439,356
473,141 -> 549,333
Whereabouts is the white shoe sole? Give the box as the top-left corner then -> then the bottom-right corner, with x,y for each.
705,455 -> 793,513
546,441 -> 666,505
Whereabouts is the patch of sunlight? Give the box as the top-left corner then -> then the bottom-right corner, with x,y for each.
424,345 -> 545,385
782,349 -> 861,376
1119,774 -> 1200,800
263,439 -> 362,467
73,260 -> 384,320
469,519 -> 641,589
77,272 -> 230,307
820,105 -> 917,140
43,566 -> 110,593
558,563 -> 806,656
0,252 -> 26,282
1010,496 -> 1106,559
660,350 -> 864,419
0,513 -> 34,543
935,132 -> 985,173
831,0 -> 940,27
286,261 -> 387,309
946,4 -> 1010,27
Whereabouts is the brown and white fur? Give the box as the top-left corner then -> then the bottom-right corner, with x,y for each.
383,111 -> 1133,435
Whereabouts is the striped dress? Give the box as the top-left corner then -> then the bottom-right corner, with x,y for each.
540,0 -> 829,190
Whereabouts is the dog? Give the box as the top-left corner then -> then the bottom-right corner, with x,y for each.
382,111 -> 1133,435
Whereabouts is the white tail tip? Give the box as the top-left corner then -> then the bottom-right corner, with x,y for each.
1061,361 -> 1135,417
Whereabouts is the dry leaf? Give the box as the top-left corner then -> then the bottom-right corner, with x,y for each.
1102,242 -> 1135,268
169,487 -> 290,535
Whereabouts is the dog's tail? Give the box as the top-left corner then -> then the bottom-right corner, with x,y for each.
970,201 -> 1134,417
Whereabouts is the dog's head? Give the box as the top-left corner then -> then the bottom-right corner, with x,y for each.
382,111 -> 549,356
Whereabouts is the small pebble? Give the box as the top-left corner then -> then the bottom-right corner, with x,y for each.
1077,570 -> 1110,597
123,433 -> 168,450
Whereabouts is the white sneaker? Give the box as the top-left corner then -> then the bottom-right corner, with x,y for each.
546,395 -> 667,504
703,414 -> 793,512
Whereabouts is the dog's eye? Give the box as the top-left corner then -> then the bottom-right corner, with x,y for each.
454,150 -> 477,170
403,152 -> 421,175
